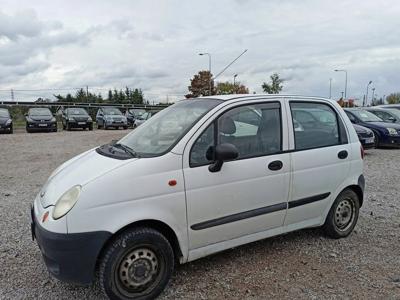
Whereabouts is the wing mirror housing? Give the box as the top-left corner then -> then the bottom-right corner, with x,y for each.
208,143 -> 239,173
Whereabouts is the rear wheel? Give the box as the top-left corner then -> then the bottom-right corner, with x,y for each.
323,189 -> 360,239
99,228 -> 174,300
8,125 -> 13,134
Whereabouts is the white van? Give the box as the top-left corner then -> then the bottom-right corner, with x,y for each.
31,95 -> 364,300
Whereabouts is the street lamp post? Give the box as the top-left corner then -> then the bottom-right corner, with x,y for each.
199,53 -> 212,95
371,87 -> 376,105
365,81 -> 372,106
233,74 -> 238,94
334,69 -> 348,99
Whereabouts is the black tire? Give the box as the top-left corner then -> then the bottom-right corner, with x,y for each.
323,189 -> 360,239
123,126 -> 128,130
8,125 -> 13,134
66,122 -> 71,131
89,124 -> 93,131
99,227 -> 174,300
372,130 -> 380,148
62,123 -> 66,130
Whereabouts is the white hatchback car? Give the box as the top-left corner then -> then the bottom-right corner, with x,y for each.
31,95 -> 364,299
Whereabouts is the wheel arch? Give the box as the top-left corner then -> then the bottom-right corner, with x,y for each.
97,219 -> 184,269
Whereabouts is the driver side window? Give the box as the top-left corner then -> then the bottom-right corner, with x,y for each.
189,102 -> 282,167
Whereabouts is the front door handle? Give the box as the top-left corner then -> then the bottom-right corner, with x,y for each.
268,160 -> 283,171
338,150 -> 348,159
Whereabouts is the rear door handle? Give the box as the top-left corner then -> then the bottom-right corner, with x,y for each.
268,160 -> 283,171
338,150 -> 348,159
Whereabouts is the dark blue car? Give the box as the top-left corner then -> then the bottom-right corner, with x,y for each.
344,108 -> 400,148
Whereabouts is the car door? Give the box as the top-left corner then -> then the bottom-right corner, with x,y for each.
183,100 -> 291,250
97,109 -> 104,126
285,101 -> 351,227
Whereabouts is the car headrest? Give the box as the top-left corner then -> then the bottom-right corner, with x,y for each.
220,117 -> 236,135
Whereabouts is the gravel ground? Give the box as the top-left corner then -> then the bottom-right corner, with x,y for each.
0,129 -> 399,300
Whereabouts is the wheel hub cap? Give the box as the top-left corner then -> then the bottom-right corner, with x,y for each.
118,248 -> 158,290
335,199 -> 354,230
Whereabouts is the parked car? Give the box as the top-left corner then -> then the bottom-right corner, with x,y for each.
344,108 -> 400,147
0,108 -> 13,134
62,107 -> 93,131
353,124 -> 375,149
125,108 -> 146,127
96,107 -> 128,130
32,95 -> 364,299
133,110 -> 158,127
26,107 -> 57,133
364,107 -> 400,124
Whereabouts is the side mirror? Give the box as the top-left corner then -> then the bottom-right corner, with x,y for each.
24,113 -> 28,117
388,117 -> 396,123
209,143 -> 239,173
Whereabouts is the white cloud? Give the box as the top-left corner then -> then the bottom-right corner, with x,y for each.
1,0 -> 400,102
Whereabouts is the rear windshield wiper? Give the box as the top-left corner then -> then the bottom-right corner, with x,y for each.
113,143 -> 138,158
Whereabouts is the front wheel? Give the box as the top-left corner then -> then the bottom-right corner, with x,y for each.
323,189 -> 360,239
99,228 -> 174,300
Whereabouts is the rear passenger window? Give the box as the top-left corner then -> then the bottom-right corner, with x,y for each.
290,102 -> 342,150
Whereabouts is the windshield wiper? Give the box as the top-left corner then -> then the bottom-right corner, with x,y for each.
112,143 -> 138,157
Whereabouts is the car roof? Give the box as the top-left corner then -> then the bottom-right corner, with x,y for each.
196,94 -> 338,104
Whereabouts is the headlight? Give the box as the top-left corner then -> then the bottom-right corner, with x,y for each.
88,116 -> 92,121
386,128 -> 399,136
53,185 -> 81,220
68,117 -> 74,121
6,119 -> 12,125
51,117 -> 56,122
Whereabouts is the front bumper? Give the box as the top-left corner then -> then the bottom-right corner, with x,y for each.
0,123 -> 12,131
67,120 -> 93,128
380,135 -> 400,147
31,206 -> 111,285
27,121 -> 57,131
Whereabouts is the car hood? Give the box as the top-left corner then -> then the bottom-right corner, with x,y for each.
362,121 -> 400,129
28,115 -> 53,121
39,148 -> 137,207
353,124 -> 372,134
0,117 -> 10,125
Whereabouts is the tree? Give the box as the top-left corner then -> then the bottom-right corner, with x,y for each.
186,70 -> 214,98
215,81 -> 249,95
262,73 -> 284,94
386,93 -> 400,104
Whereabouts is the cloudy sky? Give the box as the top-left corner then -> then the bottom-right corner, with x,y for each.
1,0 -> 400,103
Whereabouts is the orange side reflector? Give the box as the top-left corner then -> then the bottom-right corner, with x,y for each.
42,211 -> 49,223
168,180 -> 177,186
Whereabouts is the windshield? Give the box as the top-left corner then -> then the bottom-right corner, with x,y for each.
385,109 -> 400,119
29,108 -> 52,116
67,108 -> 88,115
352,110 -> 383,122
119,99 -> 221,156
103,107 -> 122,115
0,109 -> 9,118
